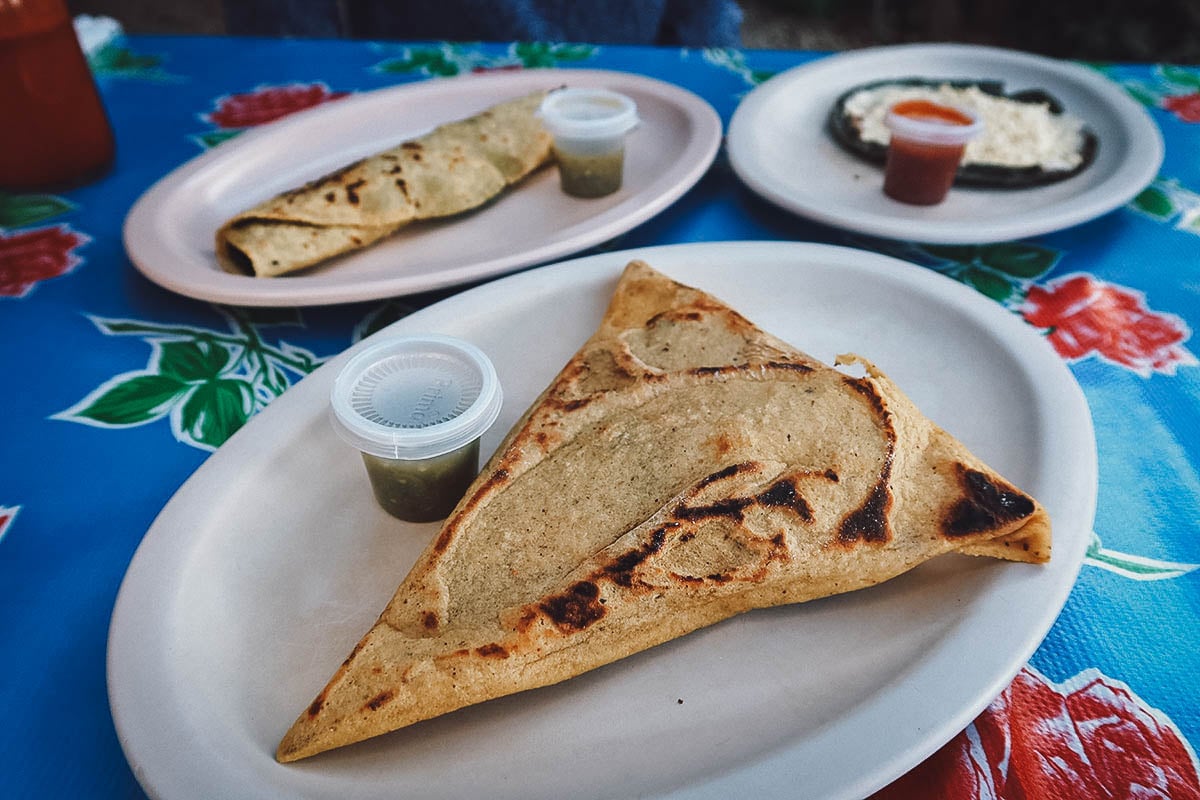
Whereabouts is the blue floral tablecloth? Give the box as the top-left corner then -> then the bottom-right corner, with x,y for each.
1,34 -> 1197,799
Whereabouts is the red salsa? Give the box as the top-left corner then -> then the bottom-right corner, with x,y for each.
889,99 -> 975,126
882,100 -> 977,206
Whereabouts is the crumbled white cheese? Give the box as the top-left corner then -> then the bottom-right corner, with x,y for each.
842,83 -> 1087,171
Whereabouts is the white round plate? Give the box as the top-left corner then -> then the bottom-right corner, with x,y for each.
727,44 -> 1162,243
123,69 -> 721,307
108,242 -> 1096,800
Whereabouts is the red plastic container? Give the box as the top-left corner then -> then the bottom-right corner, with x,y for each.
0,0 -> 116,191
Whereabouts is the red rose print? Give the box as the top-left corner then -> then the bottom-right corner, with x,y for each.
0,505 -> 15,543
873,666 -> 1200,800
0,225 -> 88,298
1021,273 -> 1197,376
1163,92 -> 1200,122
204,83 -> 349,129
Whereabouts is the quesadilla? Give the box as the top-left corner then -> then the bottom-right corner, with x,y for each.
829,78 -> 1097,188
277,260 -> 1051,762
216,91 -> 553,277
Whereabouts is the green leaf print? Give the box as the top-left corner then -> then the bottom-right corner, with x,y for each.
514,41 -> 595,67
551,43 -> 597,62
373,41 -> 596,77
194,130 -> 242,150
1158,63 -> 1200,90
73,375 -> 187,425
423,56 -> 462,76
700,48 -> 775,87
57,312 -> 327,452
181,379 -> 254,448
1086,532 -> 1199,580
158,340 -> 232,382
977,242 -> 1061,279
1176,212 -> 1200,235
1132,185 -> 1177,219
960,266 -> 1015,302
375,47 -> 461,76
1126,177 -> 1200,235
259,362 -> 290,397
89,45 -> 167,78
1122,81 -> 1162,108
900,239 -> 1065,307
0,192 -> 74,229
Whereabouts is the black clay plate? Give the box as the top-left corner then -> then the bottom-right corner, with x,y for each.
827,77 -> 1099,188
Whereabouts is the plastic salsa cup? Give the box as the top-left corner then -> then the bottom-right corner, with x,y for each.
882,99 -> 983,206
538,87 -> 639,198
329,334 -> 503,523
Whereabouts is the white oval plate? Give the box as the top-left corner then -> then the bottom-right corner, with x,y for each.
727,44 -> 1162,243
108,242 -> 1096,800
123,69 -> 721,307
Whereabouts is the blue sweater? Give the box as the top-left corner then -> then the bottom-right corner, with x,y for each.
223,0 -> 744,46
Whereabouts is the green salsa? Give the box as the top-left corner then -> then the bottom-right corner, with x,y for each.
555,145 -> 625,198
362,440 -> 480,522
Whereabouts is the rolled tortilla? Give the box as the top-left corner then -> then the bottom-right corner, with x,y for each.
216,91 -> 553,277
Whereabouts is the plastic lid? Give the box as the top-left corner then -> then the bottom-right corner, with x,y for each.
329,334 -> 502,461
538,88 -> 639,140
884,102 -> 983,146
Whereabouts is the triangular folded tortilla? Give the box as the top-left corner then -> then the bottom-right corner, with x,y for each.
216,91 -> 553,277
277,260 -> 1051,761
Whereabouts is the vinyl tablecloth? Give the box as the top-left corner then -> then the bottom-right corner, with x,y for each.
1,33 -> 1197,799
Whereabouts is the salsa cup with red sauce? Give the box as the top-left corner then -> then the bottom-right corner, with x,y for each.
882,100 -> 983,206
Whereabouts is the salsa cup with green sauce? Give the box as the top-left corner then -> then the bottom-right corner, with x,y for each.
329,334 -> 503,523
538,87 -> 639,198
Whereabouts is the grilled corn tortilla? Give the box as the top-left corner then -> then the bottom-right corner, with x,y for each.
216,91 -> 553,277
277,260 -> 1051,761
